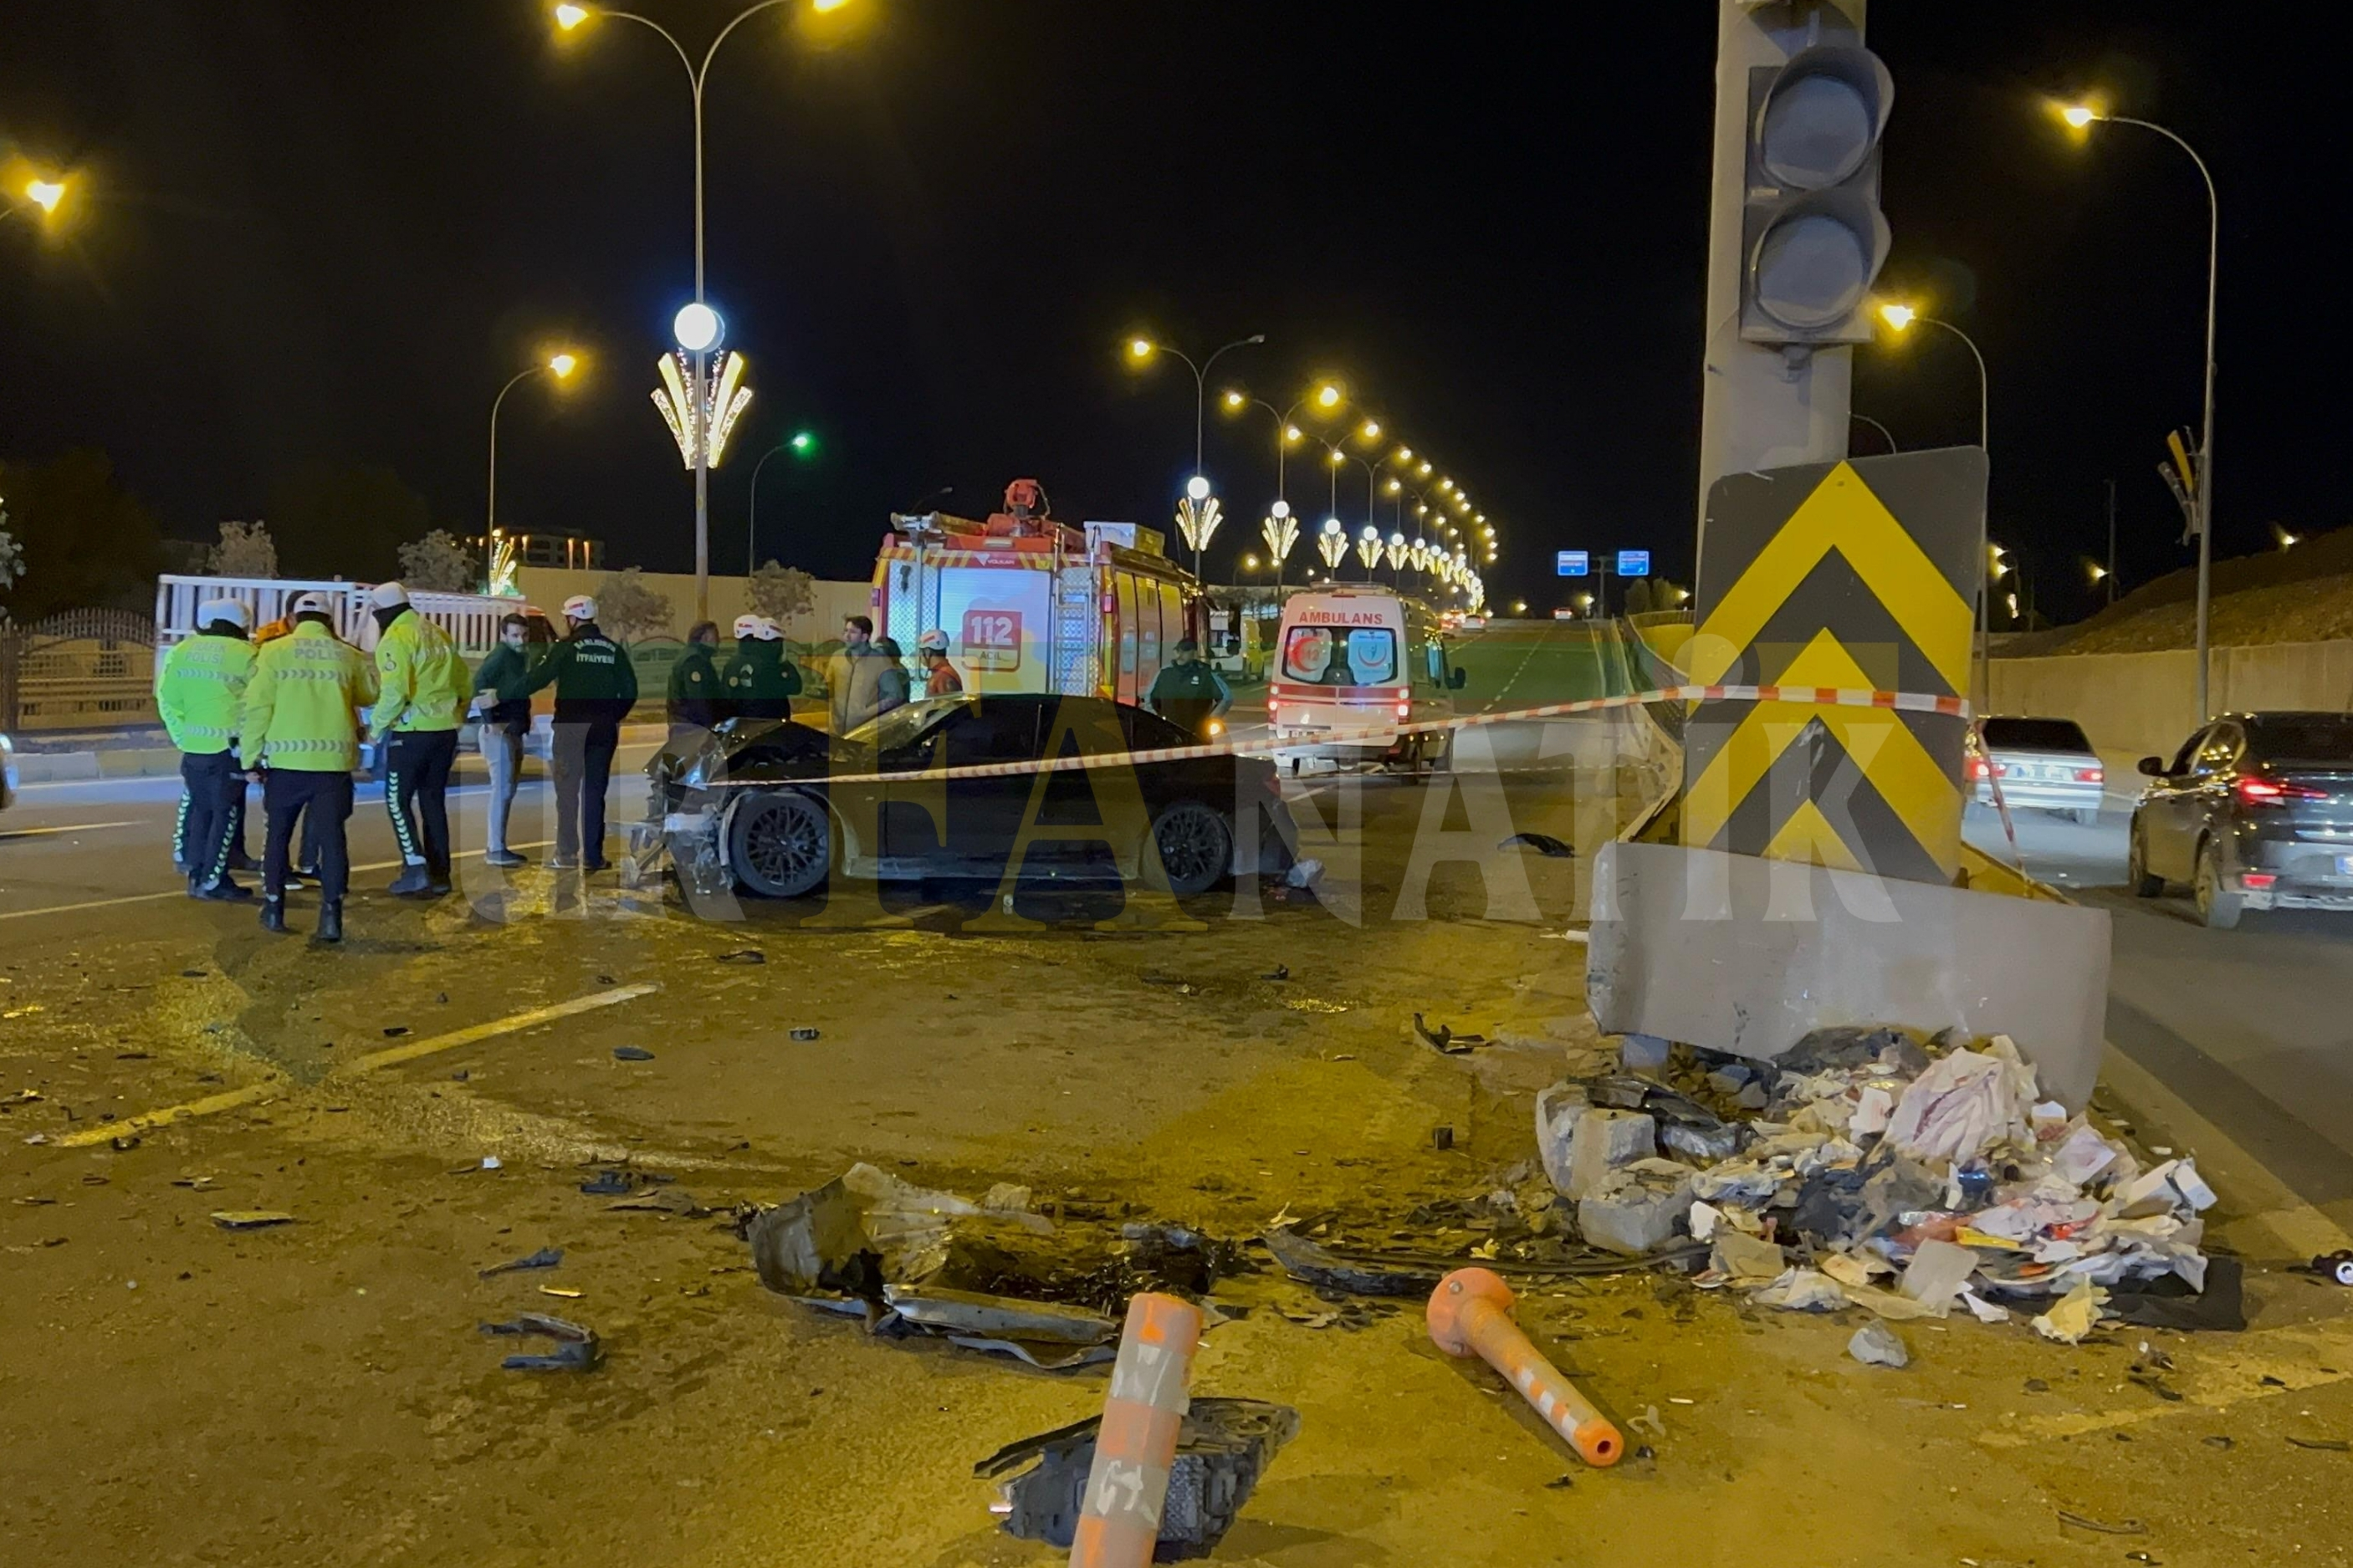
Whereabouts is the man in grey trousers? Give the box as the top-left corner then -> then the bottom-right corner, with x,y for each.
469,614 -> 535,868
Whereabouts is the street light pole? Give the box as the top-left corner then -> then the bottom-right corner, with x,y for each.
567,0 -> 811,625
486,354 -> 577,585
1133,333 -> 1265,482
2105,478 -> 2118,605
2065,106 -> 2220,718
747,441 -> 793,575
1880,305 -> 1992,711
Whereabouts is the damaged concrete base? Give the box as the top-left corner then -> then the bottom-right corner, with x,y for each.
1585,840 -> 2111,1110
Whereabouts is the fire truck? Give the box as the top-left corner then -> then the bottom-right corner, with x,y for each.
870,479 -> 1203,703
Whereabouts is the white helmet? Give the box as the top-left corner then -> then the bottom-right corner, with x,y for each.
917,628 -> 950,653
198,598 -> 253,631
563,595 -> 596,621
369,581 -> 411,610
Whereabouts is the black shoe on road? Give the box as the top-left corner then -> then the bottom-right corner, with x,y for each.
227,849 -> 260,873
386,865 -> 434,897
192,877 -> 256,902
258,898 -> 289,934
582,859 -> 611,874
315,902 -> 345,944
484,850 -> 527,869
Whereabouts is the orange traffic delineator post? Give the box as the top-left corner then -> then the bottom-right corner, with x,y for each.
1427,1266 -> 1623,1467
1069,1291 -> 1204,1568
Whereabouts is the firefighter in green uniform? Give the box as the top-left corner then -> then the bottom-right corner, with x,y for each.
367,582 -> 472,897
156,597 -> 258,900
241,592 -> 379,942
1143,637 -> 1232,740
719,614 -> 801,722
523,595 -> 638,871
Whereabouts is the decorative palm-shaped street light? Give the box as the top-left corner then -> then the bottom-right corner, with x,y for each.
1260,500 -> 1300,586
1317,518 -> 1348,571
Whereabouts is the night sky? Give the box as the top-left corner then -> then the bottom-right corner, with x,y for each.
0,3 -> 2324,616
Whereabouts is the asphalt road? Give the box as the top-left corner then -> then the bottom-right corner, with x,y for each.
1967,800 -> 2353,1230
7,733 -> 2352,1565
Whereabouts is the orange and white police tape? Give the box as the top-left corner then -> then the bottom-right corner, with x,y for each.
703,683 -> 1975,790
1427,1266 -> 1624,1467
1069,1291 -> 1203,1568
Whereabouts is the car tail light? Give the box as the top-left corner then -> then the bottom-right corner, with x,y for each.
2238,774 -> 2325,806
2241,871 -> 2278,890
2074,766 -> 2105,784
1966,757 -> 1991,781
1267,684 -> 1286,701
1395,702 -> 1410,718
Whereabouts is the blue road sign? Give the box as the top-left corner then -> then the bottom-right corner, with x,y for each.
1616,549 -> 1651,577
1556,550 -> 1590,577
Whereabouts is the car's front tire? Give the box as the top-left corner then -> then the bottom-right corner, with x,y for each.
1144,800 -> 1233,896
728,789 -> 833,898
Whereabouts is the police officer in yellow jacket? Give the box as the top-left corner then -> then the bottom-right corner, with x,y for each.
242,593 -> 379,942
366,582 -> 470,896
156,597 -> 258,900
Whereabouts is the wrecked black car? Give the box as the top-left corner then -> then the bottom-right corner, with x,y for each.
635,692 -> 1297,901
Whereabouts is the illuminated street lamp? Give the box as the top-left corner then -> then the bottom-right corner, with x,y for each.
1879,298 -> 1992,707
1225,386 -> 1343,562
2057,98 -> 2221,718
552,0 -> 861,621
1355,524 -> 1382,575
1125,332 -> 1266,559
485,350 -> 583,589
747,427 -> 820,570
1317,517 -> 1348,570
1260,499 -> 1301,588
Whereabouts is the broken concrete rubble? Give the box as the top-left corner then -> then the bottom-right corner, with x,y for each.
1578,1159 -> 1693,1256
1563,1108 -> 1656,1202
1536,1023 -> 2231,1344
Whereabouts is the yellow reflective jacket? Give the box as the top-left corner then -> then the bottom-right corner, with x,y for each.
370,610 -> 469,733
156,631 -> 257,755
239,622 -> 380,773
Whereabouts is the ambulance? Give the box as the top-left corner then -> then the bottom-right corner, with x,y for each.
868,479 -> 1202,704
1266,586 -> 1463,769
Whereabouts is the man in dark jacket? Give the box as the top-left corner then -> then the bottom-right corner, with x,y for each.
668,620 -> 724,742
1145,637 -> 1232,740
720,614 -> 802,721
523,595 -> 638,871
470,613 -> 537,868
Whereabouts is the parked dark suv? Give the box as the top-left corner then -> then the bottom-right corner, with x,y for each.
2130,711 -> 2353,928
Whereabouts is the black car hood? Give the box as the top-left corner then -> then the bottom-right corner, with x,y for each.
656,718 -> 873,789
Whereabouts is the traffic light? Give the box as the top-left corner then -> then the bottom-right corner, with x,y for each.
1740,41 -> 1895,346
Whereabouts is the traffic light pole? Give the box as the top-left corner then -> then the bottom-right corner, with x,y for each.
1695,0 -> 1866,559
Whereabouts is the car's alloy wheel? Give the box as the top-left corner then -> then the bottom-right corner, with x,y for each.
1146,801 -> 1233,896
2193,841 -> 2242,930
2127,822 -> 2163,898
729,790 -> 831,898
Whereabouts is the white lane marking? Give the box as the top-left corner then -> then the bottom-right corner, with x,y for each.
0,820 -> 142,840
0,840 -> 556,924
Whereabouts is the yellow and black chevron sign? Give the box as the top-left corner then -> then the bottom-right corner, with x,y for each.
1681,447 -> 1988,883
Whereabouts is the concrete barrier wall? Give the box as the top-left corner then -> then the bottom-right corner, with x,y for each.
513,568 -> 872,646
1990,639 -> 2353,764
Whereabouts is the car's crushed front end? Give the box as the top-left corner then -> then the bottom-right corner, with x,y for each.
624,720 -> 832,897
